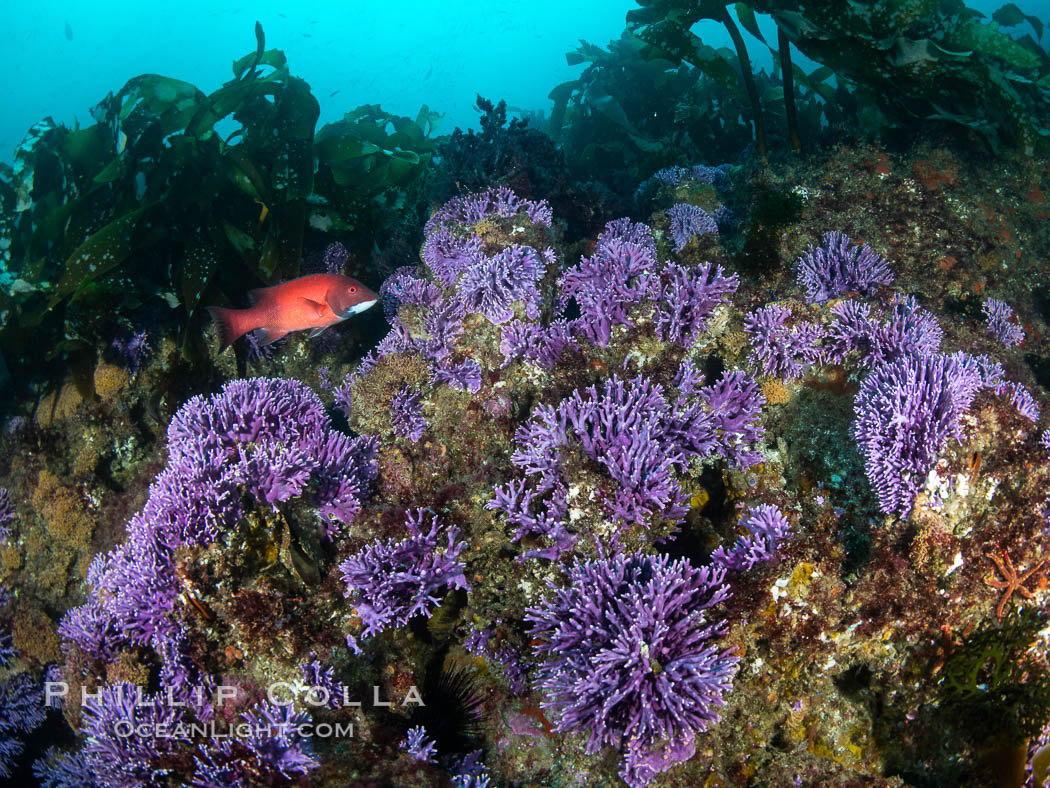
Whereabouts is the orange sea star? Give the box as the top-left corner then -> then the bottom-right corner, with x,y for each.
983,551 -> 1045,620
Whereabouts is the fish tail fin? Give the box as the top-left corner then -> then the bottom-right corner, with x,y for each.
207,306 -> 250,351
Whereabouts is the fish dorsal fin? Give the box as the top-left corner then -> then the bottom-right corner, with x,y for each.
298,297 -> 326,318
248,287 -> 268,306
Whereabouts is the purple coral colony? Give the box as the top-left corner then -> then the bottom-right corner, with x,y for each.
2,6 -> 1050,788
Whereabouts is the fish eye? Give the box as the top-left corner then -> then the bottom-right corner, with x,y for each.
348,286 -> 357,294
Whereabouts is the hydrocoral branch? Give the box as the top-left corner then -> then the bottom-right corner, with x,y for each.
488,366 -> 766,559
744,304 -> 825,380
666,203 -> 718,252
794,231 -> 893,303
558,218 -> 659,347
825,294 -> 942,367
0,488 -> 12,544
525,551 -> 738,788
982,297 -> 1025,347
853,352 -> 989,517
339,509 -> 470,638
712,505 -> 792,571
391,386 -> 427,443
654,261 -> 738,348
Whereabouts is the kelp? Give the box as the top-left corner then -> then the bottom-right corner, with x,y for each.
628,0 -> 772,157
939,607 -> 1050,749
548,33 -> 742,190
0,25 -> 436,386
315,103 -> 439,217
627,0 -> 1050,154
547,29 -> 826,190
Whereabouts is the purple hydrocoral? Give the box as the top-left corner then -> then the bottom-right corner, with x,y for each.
744,304 -> 825,380
0,631 -> 12,668
456,244 -> 548,324
236,441 -> 314,508
824,299 -> 874,363
191,701 -> 319,784
110,329 -> 151,375
681,366 -> 767,470
488,370 -> 765,559
339,509 -> 470,638
994,380 -> 1040,422
464,627 -> 527,695
154,632 -> 214,726
432,357 -> 483,393
422,229 -> 487,288
853,352 -> 989,517
642,163 -> 729,191
525,551 -> 738,788
452,751 -> 491,787
487,479 -> 576,561
321,241 -> 349,274
559,219 -> 658,346
57,594 -> 119,662
332,291 -> 473,419
504,376 -> 688,534
825,295 -> 943,368
868,295 -> 944,364
312,429 -> 379,528
499,319 -> 578,369
666,203 -> 719,252
423,185 -> 553,237
77,378 -> 376,649
167,378 -> 326,458
391,386 -> 427,442
368,188 -> 559,392
33,747 -> 98,788
79,682 -> 187,786
1042,431 -> 1050,526
243,328 -> 282,362
712,505 -> 792,571
654,261 -> 738,347
0,488 -> 12,544
301,658 -> 346,709
0,673 -> 45,778
380,266 -> 443,317
400,725 -> 438,763
93,485 -> 217,646
982,298 -> 1025,347
794,231 -> 893,303
167,378 -> 377,529
422,299 -> 467,361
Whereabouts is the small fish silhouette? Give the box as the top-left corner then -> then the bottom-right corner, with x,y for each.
64,21 -> 73,41
207,274 -> 377,351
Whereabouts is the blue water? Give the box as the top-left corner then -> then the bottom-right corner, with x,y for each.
1,1 -> 1045,163
1,1 -> 643,162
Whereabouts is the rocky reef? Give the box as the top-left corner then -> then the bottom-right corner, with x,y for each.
0,137 -> 1048,787
1,2 -> 1050,785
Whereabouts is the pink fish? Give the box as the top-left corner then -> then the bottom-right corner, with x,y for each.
207,273 -> 378,351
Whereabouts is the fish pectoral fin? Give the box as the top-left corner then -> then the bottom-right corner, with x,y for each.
324,289 -> 341,313
297,297 -> 326,318
307,326 -> 329,339
256,327 -> 289,346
